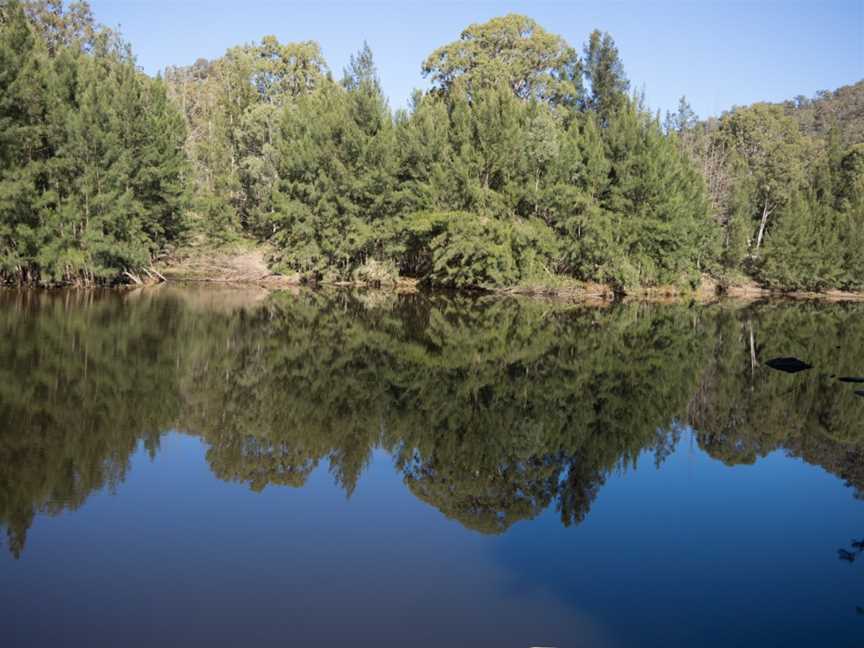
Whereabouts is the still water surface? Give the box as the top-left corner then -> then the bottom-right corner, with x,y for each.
1,286 -> 863,647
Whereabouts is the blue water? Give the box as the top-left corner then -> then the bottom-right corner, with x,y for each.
1,288 -> 862,646
2,433 -> 860,647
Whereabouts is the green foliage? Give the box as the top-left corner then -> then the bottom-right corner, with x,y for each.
582,30 -> 629,122
421,14 -> 583,108
599,103 -> 713,288
2,7 -> 860,292
757,182 -> 864,292
389,81 -> 713,290
269,53 -> 397,280
164,35 -> 329,237
673,95 -> 863,291
781,81 -> 864,148
715,104 -> 809,255
709,108 -> 864,291
0,0 -> 187,285
399,211 -> 558,288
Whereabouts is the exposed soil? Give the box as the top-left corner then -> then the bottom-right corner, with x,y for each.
153,244 -> 864,303
156,244 -> 300,287
723,278 -> 864,302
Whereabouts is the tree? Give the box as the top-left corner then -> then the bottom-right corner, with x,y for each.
271,45 -> 397,281
2,8 -> 859,293
164,36 -> 329,238
781,80 -> 864,148
538,112 -> 615,280
715,104 -> 809,256
0,0 -> 187,285
422,14 -> 583,108
0,0 -> 52,283
665,96 -> 697,133
582,29 -> 629,122
342,41 -> 380,93
20,0 -> 97,55
599,100 -> 714,288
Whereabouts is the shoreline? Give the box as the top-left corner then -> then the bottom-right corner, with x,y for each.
4,248 -> 863,303
6,272 -> 864,304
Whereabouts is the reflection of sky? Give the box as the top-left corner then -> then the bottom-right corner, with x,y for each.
493,431 -> 864,646
2,436 -> 608,647
2,431 -> 862,647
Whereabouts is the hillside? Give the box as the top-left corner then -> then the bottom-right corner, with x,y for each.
779,80 -> 864,146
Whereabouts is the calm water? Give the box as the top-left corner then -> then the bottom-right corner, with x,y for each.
2,286 -> 863,647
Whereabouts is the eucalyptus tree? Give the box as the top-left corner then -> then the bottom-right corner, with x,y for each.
714,103 -> 809,256
422,13 -> 583,109
165,36 -> 329,238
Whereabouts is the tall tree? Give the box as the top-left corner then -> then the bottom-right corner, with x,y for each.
165,36 -> 329,238
271,45 -> 396,281
715,103 -> 809,255
0,0 -> 187,285
422,14 -> 583,108
582,30 -> 629,122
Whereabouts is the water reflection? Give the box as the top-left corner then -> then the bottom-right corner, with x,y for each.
2,287 -> 863,557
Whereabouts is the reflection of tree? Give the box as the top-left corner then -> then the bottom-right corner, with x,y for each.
835,538 -> 864,617
2,290 -> 864,556
837,538 -> 864,563
0,291 -> 182,557
688,304 -> 864,495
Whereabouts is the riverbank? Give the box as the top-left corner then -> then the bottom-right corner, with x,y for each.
153,246 -> 864,303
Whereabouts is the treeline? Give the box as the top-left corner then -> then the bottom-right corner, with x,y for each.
780,80 -> 864,147
1,3 -> 862,291
670,93 -> 864,291
0,0 -> 186,285
3,289 -> 864,555
165,14 -> 712,290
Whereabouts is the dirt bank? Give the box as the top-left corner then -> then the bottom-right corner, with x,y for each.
154,245 -> 864,303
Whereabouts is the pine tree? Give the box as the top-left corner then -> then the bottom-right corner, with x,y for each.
600,100 -> 713,288
538,112 -> 614,280
1,1 -> 187,284
271,45 -> 396,280
0,0 -> 54,283
583,30 -> 629,123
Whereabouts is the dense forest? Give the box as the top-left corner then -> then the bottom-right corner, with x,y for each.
2,288 -> 864,556
0,1 -> 862,292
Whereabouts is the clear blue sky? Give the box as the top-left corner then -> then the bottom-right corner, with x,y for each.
90,0 -> 863,119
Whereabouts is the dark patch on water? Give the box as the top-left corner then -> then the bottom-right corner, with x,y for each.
765,357 -> 813,373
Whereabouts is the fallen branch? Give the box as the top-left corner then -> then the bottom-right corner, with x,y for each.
143,267 -> 167,283
123,270 -> 143,285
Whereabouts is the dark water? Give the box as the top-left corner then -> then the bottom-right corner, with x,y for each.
2,286 -> 863,647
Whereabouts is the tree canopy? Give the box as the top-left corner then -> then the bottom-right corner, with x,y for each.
0,0 -> 187,285
421,14 -> 583,108
1,5 -> 862,293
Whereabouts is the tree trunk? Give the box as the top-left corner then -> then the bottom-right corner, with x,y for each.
754,198 -> 772,254
748,319 -> 758,389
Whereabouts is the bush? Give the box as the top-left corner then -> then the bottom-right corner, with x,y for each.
352,258 -> 399,286
399,211 -> 559,289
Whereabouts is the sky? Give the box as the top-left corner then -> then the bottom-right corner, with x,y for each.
89,0 -> 863,119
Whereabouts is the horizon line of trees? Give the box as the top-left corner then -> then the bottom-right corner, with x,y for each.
1,2 -> 862,291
